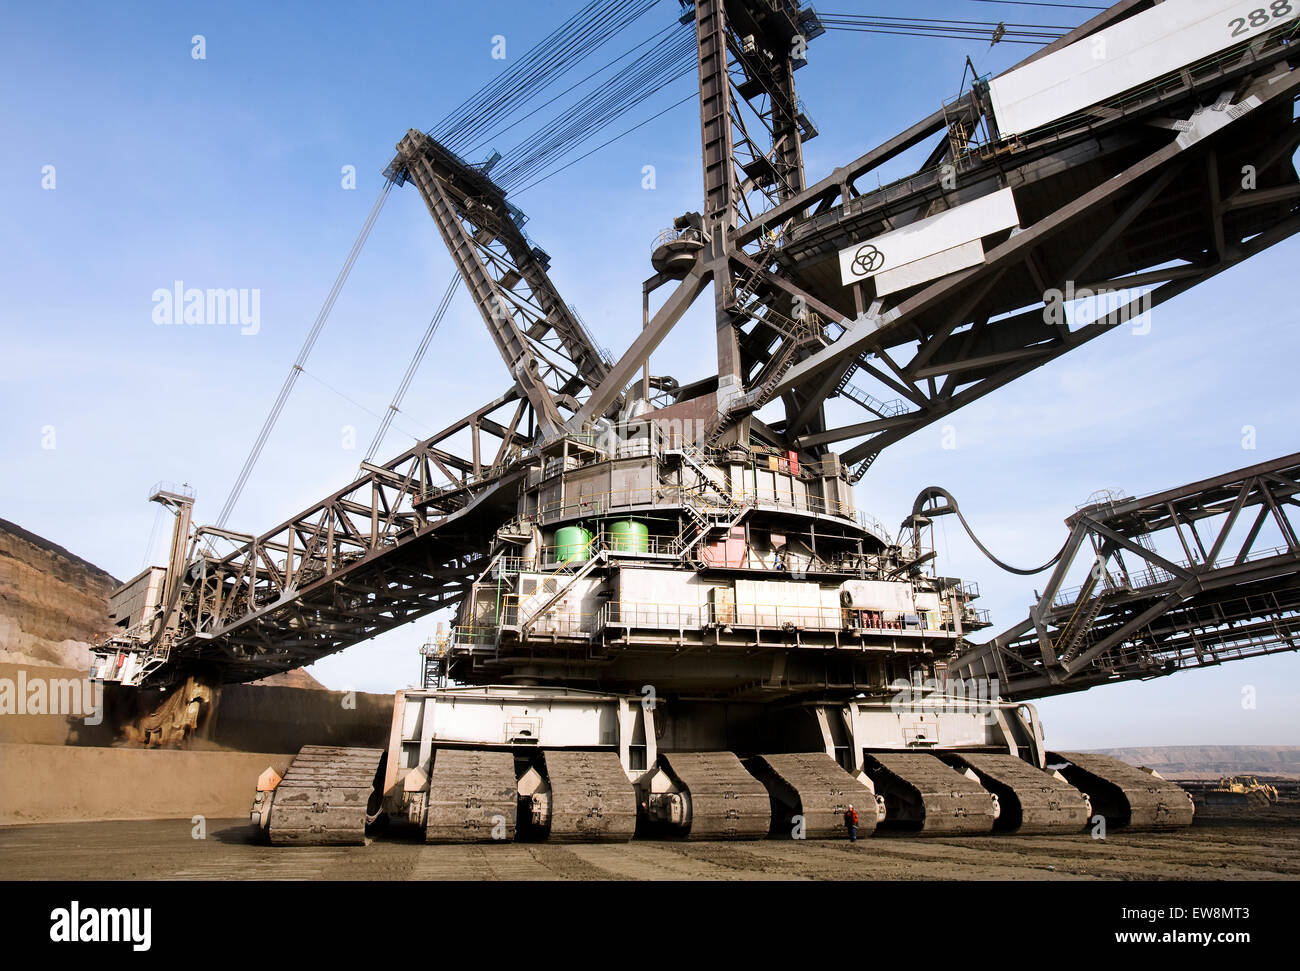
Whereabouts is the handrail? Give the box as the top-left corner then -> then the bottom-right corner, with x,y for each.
1051,544 -> 1297,608
517,483 -> 861,528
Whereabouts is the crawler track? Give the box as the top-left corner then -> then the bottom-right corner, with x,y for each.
864,753 -> 999,833
542,750 -> 637,842
954,753 -> 1092,834
657,752 -> 772,839
266,745 -> 384,846
748,752 -> 877,838
263,747 -> 1197,846
425,748 -> 518,844
1051,752 -> 1195,831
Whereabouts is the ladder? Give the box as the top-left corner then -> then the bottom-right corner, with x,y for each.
848,450 -> 881,484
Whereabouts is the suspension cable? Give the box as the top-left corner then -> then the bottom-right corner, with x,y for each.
215,180 -> 393,528
364,277 -> 460,463
214,4 -> 668,528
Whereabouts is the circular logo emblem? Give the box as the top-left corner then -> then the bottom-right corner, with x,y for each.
851,244 -> 885,276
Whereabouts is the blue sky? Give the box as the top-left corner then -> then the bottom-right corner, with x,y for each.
2,1 -> 1297,748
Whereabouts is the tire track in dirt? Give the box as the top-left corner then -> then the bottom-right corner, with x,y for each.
658,841 -> 806,879
524,844 -> 621,880
4,817 -> 1299,880
560,841 -> 743,880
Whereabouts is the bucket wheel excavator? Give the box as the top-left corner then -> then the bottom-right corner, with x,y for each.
99,0 -> 1300,846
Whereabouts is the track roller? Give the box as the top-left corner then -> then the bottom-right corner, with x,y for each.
640,751 -> 771,839
258,745 -> 385,846
863,752 -> 998,833
425,748 -> 518,844
747,752 -> 880,838
1049,751 -> 1194,831
950,753 -> 1091,834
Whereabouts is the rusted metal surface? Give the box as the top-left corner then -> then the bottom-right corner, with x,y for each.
542,750 -> 636,843
425,748 -> 517,844
1051,751 -> 1195,830
267,745 -> 384,846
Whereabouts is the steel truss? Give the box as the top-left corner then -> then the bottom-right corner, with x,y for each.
575,2 -> 1300,480
393,130 -> 616,434
950,453 -> 1300,698
155,389 -> 532,681
118,1 -> 1300,687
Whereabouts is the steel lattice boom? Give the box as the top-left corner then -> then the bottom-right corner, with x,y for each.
94,0 -> 1300,697
950,452 -> 1300,698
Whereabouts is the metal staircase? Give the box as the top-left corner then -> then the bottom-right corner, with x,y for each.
515,551 -> 607,633
848,450 -> 881,483
837,381 -> 907,419
1052,574 -> 1112,663
673,485 -> 749,566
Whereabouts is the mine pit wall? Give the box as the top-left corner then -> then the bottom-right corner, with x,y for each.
0,745 -> 298,824
0,662 -> 394,824
194,679 -> 394,753
0,518 -> 118,671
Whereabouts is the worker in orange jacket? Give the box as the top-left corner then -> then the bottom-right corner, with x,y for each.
844,803 -> 859,842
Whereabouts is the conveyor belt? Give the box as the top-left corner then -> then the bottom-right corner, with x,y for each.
425,748 -> 519,844
1050,751 -> 1194,830
267,745 -> 384,846
542,750 -> 636,842
748,752 -> 877,838
658,752 -> 772,839
955,753 -> 1091,834
864,752 -> 998,833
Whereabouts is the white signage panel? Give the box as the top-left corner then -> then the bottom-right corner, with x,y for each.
987,0 -> 1297,137
838,187 -> 1019,288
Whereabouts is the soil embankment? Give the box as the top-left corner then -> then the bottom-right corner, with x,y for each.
0,518 -> 395,824
0,517 -> 119,670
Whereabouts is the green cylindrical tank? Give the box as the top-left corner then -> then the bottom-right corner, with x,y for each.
608,518 -> 649,553
554,525 -> 593,563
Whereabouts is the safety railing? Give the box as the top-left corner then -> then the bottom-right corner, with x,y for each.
520,483 -> 860,527
1052,543 -> 1296,608
603,601 -> 706,630
604,600 -> 955,633
458,598 -> 962,642
652,225 -> 704,250
497,596 -> 600,636
838,382 -> 909,418
449,625 -> 498,652
858,512 -> 891,541
148,480 -> 195,501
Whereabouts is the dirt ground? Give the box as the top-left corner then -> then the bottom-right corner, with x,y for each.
3,807 -> 1298,881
